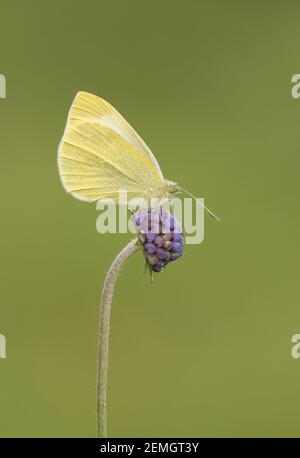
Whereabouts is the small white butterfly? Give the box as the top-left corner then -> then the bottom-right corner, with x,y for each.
58,91 -> 219,220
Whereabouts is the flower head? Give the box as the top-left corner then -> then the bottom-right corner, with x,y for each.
134,208 -> 184,273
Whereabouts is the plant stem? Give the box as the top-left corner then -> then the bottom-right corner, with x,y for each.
96,239 -> 139,438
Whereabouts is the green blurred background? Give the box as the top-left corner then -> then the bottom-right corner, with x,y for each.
1,0 -> 300,438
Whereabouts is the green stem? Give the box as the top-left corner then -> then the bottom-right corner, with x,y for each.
96,239 -> 139,438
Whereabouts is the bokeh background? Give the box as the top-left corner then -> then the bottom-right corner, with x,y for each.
1,0 -> 300,438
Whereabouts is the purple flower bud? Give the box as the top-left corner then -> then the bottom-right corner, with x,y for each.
162,233 -> 172,241
135,207 -> 184,274
145,232 -> 157,243
156,248 -> 170,260
172,233 -> 183,243
164,252 -> 171,261
162,214 -> 175,232
170,252 -> 182,261
154,236 -> 164,248
163,240 -> 172,250
146,253 -> 158,266
171,242 -> 182,253
144,243 -> 156,254
152,264 -> 162,272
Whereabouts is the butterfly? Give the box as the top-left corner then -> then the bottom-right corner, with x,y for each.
57,91 -> 219,220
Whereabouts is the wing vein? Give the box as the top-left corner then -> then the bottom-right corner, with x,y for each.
63,139 -> 146,188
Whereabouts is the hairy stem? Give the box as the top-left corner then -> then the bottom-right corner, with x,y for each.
96,239 -> 139,438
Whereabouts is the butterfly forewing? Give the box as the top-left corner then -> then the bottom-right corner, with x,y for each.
58,92 -> 164,202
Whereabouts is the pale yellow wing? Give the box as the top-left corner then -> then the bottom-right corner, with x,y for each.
58,91 -> 164,202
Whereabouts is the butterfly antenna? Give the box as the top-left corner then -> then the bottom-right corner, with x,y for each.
178,186 -> 221,221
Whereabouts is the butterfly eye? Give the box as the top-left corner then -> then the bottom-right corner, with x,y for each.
168,184 -> 180,195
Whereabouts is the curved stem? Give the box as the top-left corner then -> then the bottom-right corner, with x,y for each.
96,239 -> 140,438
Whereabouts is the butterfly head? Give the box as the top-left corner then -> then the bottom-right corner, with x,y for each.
164,179 -> 181,198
